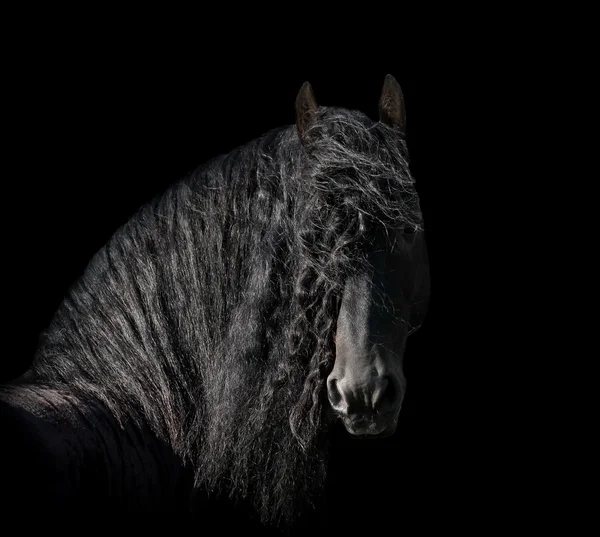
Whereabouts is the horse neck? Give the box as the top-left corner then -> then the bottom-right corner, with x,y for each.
0,380 -> 192,512
31,182 -> 205,448
1,183 -> 201,510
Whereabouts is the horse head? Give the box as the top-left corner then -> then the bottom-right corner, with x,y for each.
296,75 -> 430,438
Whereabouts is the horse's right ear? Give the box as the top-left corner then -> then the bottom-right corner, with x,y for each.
295,81 -> 318,141
379,74 -> 406,133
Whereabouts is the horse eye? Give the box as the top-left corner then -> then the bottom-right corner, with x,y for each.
403,225 -> 417,235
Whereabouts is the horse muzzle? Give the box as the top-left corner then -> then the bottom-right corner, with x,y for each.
326,372 -> 404,437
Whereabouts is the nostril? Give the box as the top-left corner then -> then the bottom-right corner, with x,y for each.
327,378 -> 343,408
373,376 -> 397,411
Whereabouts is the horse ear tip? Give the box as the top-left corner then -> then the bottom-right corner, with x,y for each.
298,81 -> 314,98
296,81 -> 318,111
384,73 -> 401,89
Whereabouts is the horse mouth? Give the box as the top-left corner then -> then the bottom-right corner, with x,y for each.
338,414 -> 398,438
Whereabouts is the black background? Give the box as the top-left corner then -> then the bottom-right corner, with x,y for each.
0,17 -> 517,534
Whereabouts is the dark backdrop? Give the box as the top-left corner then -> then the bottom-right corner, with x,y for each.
2,26 -> 507,534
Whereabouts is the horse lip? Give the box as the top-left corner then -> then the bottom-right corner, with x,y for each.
336,411 -> 398,436
350,428 -> 396,439
334,409 -> 398,424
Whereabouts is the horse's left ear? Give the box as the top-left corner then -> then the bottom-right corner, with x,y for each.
296,81 -> 318,141
379,74 -> 406,133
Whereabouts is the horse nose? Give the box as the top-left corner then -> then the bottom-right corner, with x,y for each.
326,373 -> 399,416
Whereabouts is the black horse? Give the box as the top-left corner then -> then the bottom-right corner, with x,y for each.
0,75 -> 430,528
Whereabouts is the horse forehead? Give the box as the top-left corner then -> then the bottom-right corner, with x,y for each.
367,232 -> 420,272
349,233 -> 428,296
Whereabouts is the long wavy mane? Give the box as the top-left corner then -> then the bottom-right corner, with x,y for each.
29,105 -> 422,525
